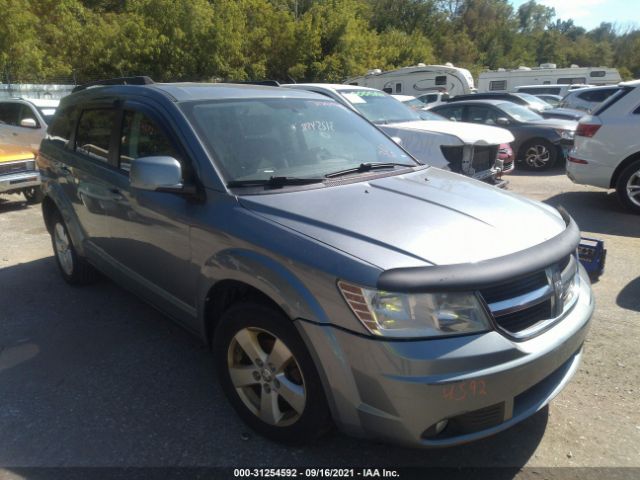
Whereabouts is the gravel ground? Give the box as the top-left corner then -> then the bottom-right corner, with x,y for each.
0,168 -> 638,474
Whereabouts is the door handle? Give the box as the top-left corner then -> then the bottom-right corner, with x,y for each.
109,188 -> 124,201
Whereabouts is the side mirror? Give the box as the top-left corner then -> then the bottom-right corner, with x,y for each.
130,156 -> 184,193
20,118 -> 37,128
496,117 -> 510,126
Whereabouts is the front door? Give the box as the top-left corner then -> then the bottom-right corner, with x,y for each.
103,104 -> 196,322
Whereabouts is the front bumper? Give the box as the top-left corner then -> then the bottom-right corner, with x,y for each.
296,267 -> 594,447
0,171 -> 41,194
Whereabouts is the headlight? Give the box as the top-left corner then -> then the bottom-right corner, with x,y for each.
556,129 -> 575,140
338,281 -> 491,338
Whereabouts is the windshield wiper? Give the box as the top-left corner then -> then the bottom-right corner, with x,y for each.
227,176 -> 324,189
324,162 -> 414,179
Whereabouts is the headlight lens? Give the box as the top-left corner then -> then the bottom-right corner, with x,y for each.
338,281 -> 491,338
556,129 -> 575,140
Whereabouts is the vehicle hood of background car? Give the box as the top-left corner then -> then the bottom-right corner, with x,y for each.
0,144 -> 35,163
543,108 -> 585,121
382,120 -> 514,146
239,168 -> 567,271
528,118 -> 579,130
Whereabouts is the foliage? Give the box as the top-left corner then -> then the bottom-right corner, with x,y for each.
0,0 -> 638,84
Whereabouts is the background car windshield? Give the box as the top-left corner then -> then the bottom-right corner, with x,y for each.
517,93 -> 552,110
183,98 -> 415,183
402,98 -> 427,110
37,107 -> 56,124
500,102 -> 543,122
338,90 -> 422,124
417,110 -> 446,121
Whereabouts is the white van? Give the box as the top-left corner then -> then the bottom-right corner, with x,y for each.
478,64 -> 621,93
344,63 -> 475,97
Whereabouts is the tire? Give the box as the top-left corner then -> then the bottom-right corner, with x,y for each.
214,302 -> 331,442
615,158 -> 640,214
519,139 -> 558,170
23,186 -> 44,204
50,211 -> 99,285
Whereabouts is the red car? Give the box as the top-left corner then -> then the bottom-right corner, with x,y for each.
497,143 -> 514,176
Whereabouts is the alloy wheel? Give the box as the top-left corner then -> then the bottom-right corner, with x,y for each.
525,144 -> 551,168
626,169 -> 640,208
54,223 -> 74,276
227,327 -> 306,427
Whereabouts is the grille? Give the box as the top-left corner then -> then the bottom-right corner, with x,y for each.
0,160 -> 35,176
472,146 -> 497,172
479,254 -> 575,336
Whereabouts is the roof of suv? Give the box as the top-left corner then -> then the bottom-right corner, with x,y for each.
65,82 -> 328,104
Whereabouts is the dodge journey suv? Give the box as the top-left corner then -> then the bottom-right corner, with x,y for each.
38,77 -> 594,447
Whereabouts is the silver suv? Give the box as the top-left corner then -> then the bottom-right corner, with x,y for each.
38,78 -> 594,447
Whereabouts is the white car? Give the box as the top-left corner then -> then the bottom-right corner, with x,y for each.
566,80 -> 640,213
282,84 -> 514,183
0,98 -> 59,151
558,85 -> 620,113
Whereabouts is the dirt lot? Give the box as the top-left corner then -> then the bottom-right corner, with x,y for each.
0,168 -> 639,473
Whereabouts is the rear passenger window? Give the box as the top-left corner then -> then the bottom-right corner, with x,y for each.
48,107 -> 76,147
119,111 -> 180,173
75,109 -> 116,162
437,106 -> 464,122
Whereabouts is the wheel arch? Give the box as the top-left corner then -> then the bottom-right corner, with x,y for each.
610,151 -> 640,188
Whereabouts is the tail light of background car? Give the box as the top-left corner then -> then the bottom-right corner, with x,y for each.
576,122 -> 601,138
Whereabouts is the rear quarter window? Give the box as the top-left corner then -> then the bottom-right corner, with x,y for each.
47,106 -> 77,147
75,109 -> 116,162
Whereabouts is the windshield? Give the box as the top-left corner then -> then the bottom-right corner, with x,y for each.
338,89 -> 422,124
402,98 -> 427,110
37,107 -> 56,124
182,98 -> 416,184
416,110 -> 446,121
499,102 -> 544,122
517,93 -> 552,111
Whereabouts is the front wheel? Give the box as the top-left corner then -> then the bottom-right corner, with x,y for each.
520,139 -> 558,170
214,303 -> 331,442
616,158 -> 640,214
23,186 -> 44,204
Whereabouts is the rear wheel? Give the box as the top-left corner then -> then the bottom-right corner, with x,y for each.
23,186 -> 44,204
214,303 -> 331,442
615,158 -> 640,214
50,211 -> 99,285
520,139 -> 558,170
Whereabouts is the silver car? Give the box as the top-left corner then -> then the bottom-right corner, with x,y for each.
38,78 -> 594,447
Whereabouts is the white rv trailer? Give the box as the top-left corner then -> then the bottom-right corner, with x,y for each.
478,64 -> 621,93
344,63 -> 475,97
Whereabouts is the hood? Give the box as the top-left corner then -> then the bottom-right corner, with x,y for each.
0,144 -> 36,163
239,168 -> 567,271
384,120 -> 514,145
529,118 -> 579,130
542,108 -> 585,121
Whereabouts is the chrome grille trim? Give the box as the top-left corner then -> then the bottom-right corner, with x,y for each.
480,253 -> 580,339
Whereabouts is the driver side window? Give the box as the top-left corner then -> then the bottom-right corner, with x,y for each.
119,110 -> 181,173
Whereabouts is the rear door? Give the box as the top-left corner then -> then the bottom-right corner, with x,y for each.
103,102 -> 196,320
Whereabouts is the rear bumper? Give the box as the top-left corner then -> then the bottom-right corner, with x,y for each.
0,171 -> 41,194
296,267 -> 594,447
566,153 -> 614,189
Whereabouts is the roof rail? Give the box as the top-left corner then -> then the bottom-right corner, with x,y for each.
233,80 -> 281,87
72,76 -> 155,93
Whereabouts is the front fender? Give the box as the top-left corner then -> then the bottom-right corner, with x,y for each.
197,248 -> 331,327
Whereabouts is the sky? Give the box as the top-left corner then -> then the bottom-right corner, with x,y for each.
509,0 -> 640,31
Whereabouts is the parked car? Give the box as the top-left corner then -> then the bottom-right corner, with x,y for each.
0,98 -> 59,151
392,94 -> 429,111
283,84 -> 514,183
0,143 -> 42,203
447,92 -> 584,121
498,143 -> 515,175
558,85 -> 620,113
39,77 -> 593,447
566,80 -> 640,213
416,91 -> 450,107
432,99 -> 578,170
534,94 -> 563,108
